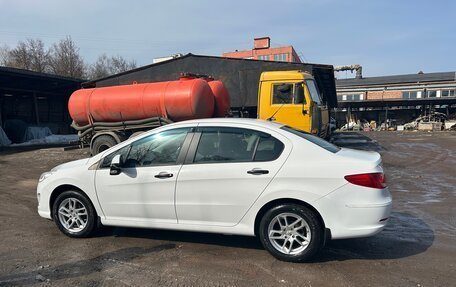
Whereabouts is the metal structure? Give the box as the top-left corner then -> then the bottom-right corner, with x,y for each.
334,64 -> 363,79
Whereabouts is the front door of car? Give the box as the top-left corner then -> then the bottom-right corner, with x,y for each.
175,126 -> 289,227
95,127 -> 192,224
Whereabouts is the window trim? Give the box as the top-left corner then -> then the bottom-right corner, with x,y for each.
271,83 -> 305,105
305,79 -> 322,104
99,128 -> 194,169
280,126 -> 340,153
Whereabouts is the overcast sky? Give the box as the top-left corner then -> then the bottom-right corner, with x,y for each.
0,0 -> 455,77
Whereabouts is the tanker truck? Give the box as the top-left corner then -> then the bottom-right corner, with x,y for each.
70,70 -> 332,155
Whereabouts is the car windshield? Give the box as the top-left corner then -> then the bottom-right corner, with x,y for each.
280,126 -> 340,153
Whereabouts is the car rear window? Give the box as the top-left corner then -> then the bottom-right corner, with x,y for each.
280,126 -> 340,153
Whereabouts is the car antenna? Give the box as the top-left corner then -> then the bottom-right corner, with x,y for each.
267,102 -> 285,121
267,84 -> 290,121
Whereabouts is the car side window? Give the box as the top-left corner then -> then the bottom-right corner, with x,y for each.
100,144 -> 131,169
254,135 -> 284,161
194,127 -> 284,163
124,128 -> 191,168
194,127 -> 258,163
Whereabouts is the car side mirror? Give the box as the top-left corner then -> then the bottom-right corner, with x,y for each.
110,154 -> 122,175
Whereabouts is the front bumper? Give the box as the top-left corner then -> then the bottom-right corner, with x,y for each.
37,181 -> 52,220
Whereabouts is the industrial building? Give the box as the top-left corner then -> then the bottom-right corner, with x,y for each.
222,37 -> 301,63
0,66 -> 81,143
335,71 -> 456,128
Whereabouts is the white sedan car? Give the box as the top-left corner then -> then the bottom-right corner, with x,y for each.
37,118 -> 391,262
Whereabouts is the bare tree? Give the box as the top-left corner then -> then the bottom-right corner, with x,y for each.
49,36 -> 85,78
26,39 -> 50,73
88,54 -> 136,80
2,36 -> 135,79
0,45 -> 11,66
88,53 -> 110,79
5,40 -> 31,70
110,55 -> 136,74
2,39 -> 50,72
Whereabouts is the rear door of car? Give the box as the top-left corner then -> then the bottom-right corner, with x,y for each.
175,123 -> 291,227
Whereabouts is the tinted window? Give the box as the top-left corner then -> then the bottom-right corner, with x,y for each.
123,128 -> 190,167
281,126 -> 340,153
294,84 -> 305,104
427,90 -> 437,97
272,83 -> 293,104
194,127 -> 283,163
402,91 -> 418,99
305,80 -> 321,104
254,135 -> 284,161
100,145 -> 130,169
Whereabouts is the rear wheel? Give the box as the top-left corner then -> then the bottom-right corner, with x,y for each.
259,204 -> 323,262
52,190 -> 97,238
91,135 -> 117,155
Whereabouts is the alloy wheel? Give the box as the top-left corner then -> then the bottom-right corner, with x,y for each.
267,212 -> 311,255
57,197 -> 88,233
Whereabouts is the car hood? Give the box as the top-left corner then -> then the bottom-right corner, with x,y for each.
336,148 -> 382,166
51,158 -> 90,172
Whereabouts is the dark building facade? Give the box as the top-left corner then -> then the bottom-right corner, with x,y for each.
0,67 -> 82,142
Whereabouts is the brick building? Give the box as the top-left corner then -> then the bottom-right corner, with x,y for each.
223,37 -> 301,63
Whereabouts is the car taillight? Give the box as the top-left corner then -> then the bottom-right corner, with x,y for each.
344,172 -> 386,189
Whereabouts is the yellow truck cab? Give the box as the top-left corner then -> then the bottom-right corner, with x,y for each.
257,70 -> 330,138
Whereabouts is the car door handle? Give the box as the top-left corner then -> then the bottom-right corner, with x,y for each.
247,168 -> 269,175
154,172 -> 173,179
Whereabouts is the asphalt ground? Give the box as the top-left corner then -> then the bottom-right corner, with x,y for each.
0,131 -> 455,286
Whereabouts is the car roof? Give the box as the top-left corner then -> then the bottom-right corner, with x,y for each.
166,118 -> 285,129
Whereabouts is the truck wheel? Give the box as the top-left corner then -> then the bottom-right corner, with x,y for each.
91,135 -> 117,155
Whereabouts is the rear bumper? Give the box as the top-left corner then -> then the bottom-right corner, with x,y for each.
314,183 -> 392,239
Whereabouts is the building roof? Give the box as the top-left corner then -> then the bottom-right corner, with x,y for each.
0,66 -> 82,96
337,71 -> 456,87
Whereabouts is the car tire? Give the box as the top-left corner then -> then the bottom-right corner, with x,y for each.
259,204 -> 323,262
91,135 -> 117,155
52,190 -> 97,238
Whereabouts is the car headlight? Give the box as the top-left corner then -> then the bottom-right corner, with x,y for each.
39,172 -> 53,182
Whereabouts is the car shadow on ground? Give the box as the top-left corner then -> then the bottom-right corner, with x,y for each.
314,212 -> 434,262
96,211 -> 432,262
0,212 -> 433,285
97,226 -> 264,250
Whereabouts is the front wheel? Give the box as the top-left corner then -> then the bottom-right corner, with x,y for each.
52,191 -> 97,238
259,204 -> 323,262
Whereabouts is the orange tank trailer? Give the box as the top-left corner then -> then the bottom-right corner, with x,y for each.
68,78 -> 230,127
